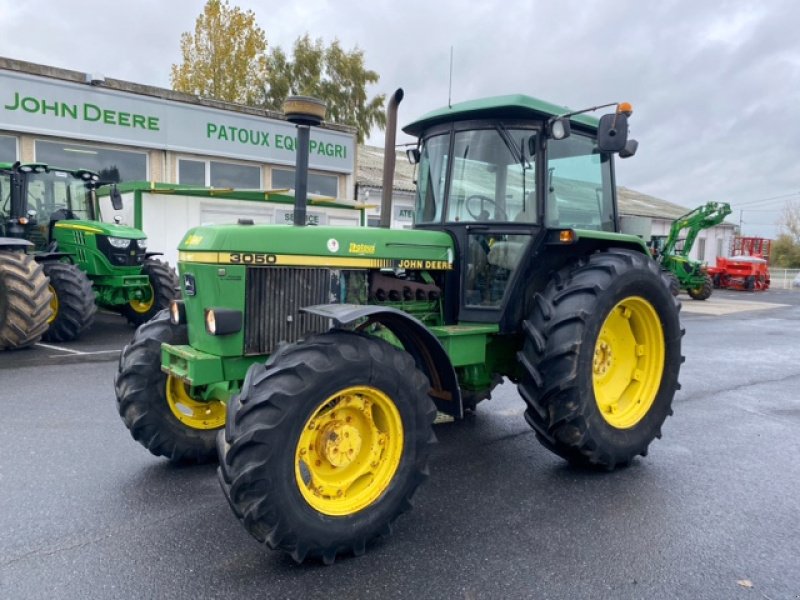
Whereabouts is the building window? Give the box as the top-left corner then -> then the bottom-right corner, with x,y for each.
716,237 -> 723,258
0,135 -> 17,162
210,161 -> 260,188
272,167 -> 339,197
697,238 -> 706,261
177,158 -> 261,188
178,159 -> 206,186
34,140 -> 147,182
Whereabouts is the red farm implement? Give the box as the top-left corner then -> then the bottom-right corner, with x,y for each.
707,237 -> 771,291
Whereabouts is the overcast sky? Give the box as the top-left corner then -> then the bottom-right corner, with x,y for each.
2,0 -> 798,237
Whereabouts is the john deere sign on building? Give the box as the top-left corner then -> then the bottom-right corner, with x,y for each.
0,57 -> 355,195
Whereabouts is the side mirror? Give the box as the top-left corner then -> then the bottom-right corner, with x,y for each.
597,113 -> 629,152
406,148 -> 420,165
110,185 -> 123,211
547,118 -> 571,141
619,139 -> 639,159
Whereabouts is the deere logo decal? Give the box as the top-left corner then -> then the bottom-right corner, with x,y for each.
349,242 -> 376,255
184,234 -> 204,246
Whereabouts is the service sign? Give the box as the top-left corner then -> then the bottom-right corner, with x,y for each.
0,70 -> 354,173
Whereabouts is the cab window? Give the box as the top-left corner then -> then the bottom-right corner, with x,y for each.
545,133 -> 614,231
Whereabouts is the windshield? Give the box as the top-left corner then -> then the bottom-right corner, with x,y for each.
26,170 -> 94,222
415,126 -> 537,225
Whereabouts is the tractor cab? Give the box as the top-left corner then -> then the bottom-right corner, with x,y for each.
403,96 -> 636,326
0,162 -> 123,251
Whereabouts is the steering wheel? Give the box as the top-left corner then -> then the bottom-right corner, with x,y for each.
465,195 -> 507,221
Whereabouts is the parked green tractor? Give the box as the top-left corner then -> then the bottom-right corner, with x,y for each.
648,201 -> 732,301
0,162 -> 178,341
115,92 -> 683,564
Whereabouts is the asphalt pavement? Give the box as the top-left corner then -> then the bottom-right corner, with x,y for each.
1,290 -> 799,599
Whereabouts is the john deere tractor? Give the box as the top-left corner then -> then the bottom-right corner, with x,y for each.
0,162 -> 178,342
115,92 -> 683,564
648,201 -> 732,301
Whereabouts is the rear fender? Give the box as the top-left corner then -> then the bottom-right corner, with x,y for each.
301,303 -> 463,418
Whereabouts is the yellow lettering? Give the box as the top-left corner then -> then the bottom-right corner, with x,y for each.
348,242 -> 376,255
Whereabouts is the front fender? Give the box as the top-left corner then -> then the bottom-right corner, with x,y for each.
302,303 -> 463,418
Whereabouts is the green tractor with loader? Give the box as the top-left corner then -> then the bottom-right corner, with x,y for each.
0,162 -> 178,343
648,200 -> 732,301
115,92 -> 683,564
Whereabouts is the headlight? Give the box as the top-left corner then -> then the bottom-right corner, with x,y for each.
205,309 -> 217,335
169,300 -> 186,325
136,239 -> 147,250
107,236 -> 131,249
204,308 -> 242,336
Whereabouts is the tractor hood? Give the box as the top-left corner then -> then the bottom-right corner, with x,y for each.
53,220 -> 146,240
178,224 -> 455,269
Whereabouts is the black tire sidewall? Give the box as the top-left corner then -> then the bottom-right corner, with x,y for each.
116,311 -> 219,461
223,332 -> 434,554
42,262 -> 95,342
574,263 -> 681,457
267,350 -> 422,546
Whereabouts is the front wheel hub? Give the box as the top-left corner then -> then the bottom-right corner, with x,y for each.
295,386 -> 403,516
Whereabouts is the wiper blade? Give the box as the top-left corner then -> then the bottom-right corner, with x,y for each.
496,124 -> 524,166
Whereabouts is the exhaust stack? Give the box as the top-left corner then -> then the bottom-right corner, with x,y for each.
283,96 -> 327,226
380,88 -> 404,228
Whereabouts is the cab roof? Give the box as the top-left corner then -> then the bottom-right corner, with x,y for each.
402,94 -> 599,137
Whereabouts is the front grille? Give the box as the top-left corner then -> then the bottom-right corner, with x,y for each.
96,236 -> 146,266
244,267 -> 331,355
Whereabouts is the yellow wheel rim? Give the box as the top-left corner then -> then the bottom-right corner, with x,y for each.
129,283 -> 155,314
165,375 -> 226,430
47,284 -> 58,324
593,296 -> 665,429
295,386 -> 404,516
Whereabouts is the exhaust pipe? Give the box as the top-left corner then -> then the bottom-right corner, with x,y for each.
282,96 -> 327,226
380,88 -> 404,228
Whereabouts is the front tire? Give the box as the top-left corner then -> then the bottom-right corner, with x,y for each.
687,274 -> 713,300
517,249 -> 683,469
114,310 -> 224,462
120,259 -> 179,326
41,262 -> 96,342
0,251 -> 52,350
218,331 -> 436,564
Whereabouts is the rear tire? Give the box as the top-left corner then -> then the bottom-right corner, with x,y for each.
218,331 -> 436,564
120,259 -> 179,326
41,262 -> 96,342
0,251 -> 52,350
517,249 -> 683,469
115,310 -> 223,462
687,274 -> 713,300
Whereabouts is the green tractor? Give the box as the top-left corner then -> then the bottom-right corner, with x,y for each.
648,201 -> 732,301
0,162 -> 178,342
115,91 -> 683,564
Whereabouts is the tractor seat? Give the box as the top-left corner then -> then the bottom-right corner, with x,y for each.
487,204 -> 535,270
